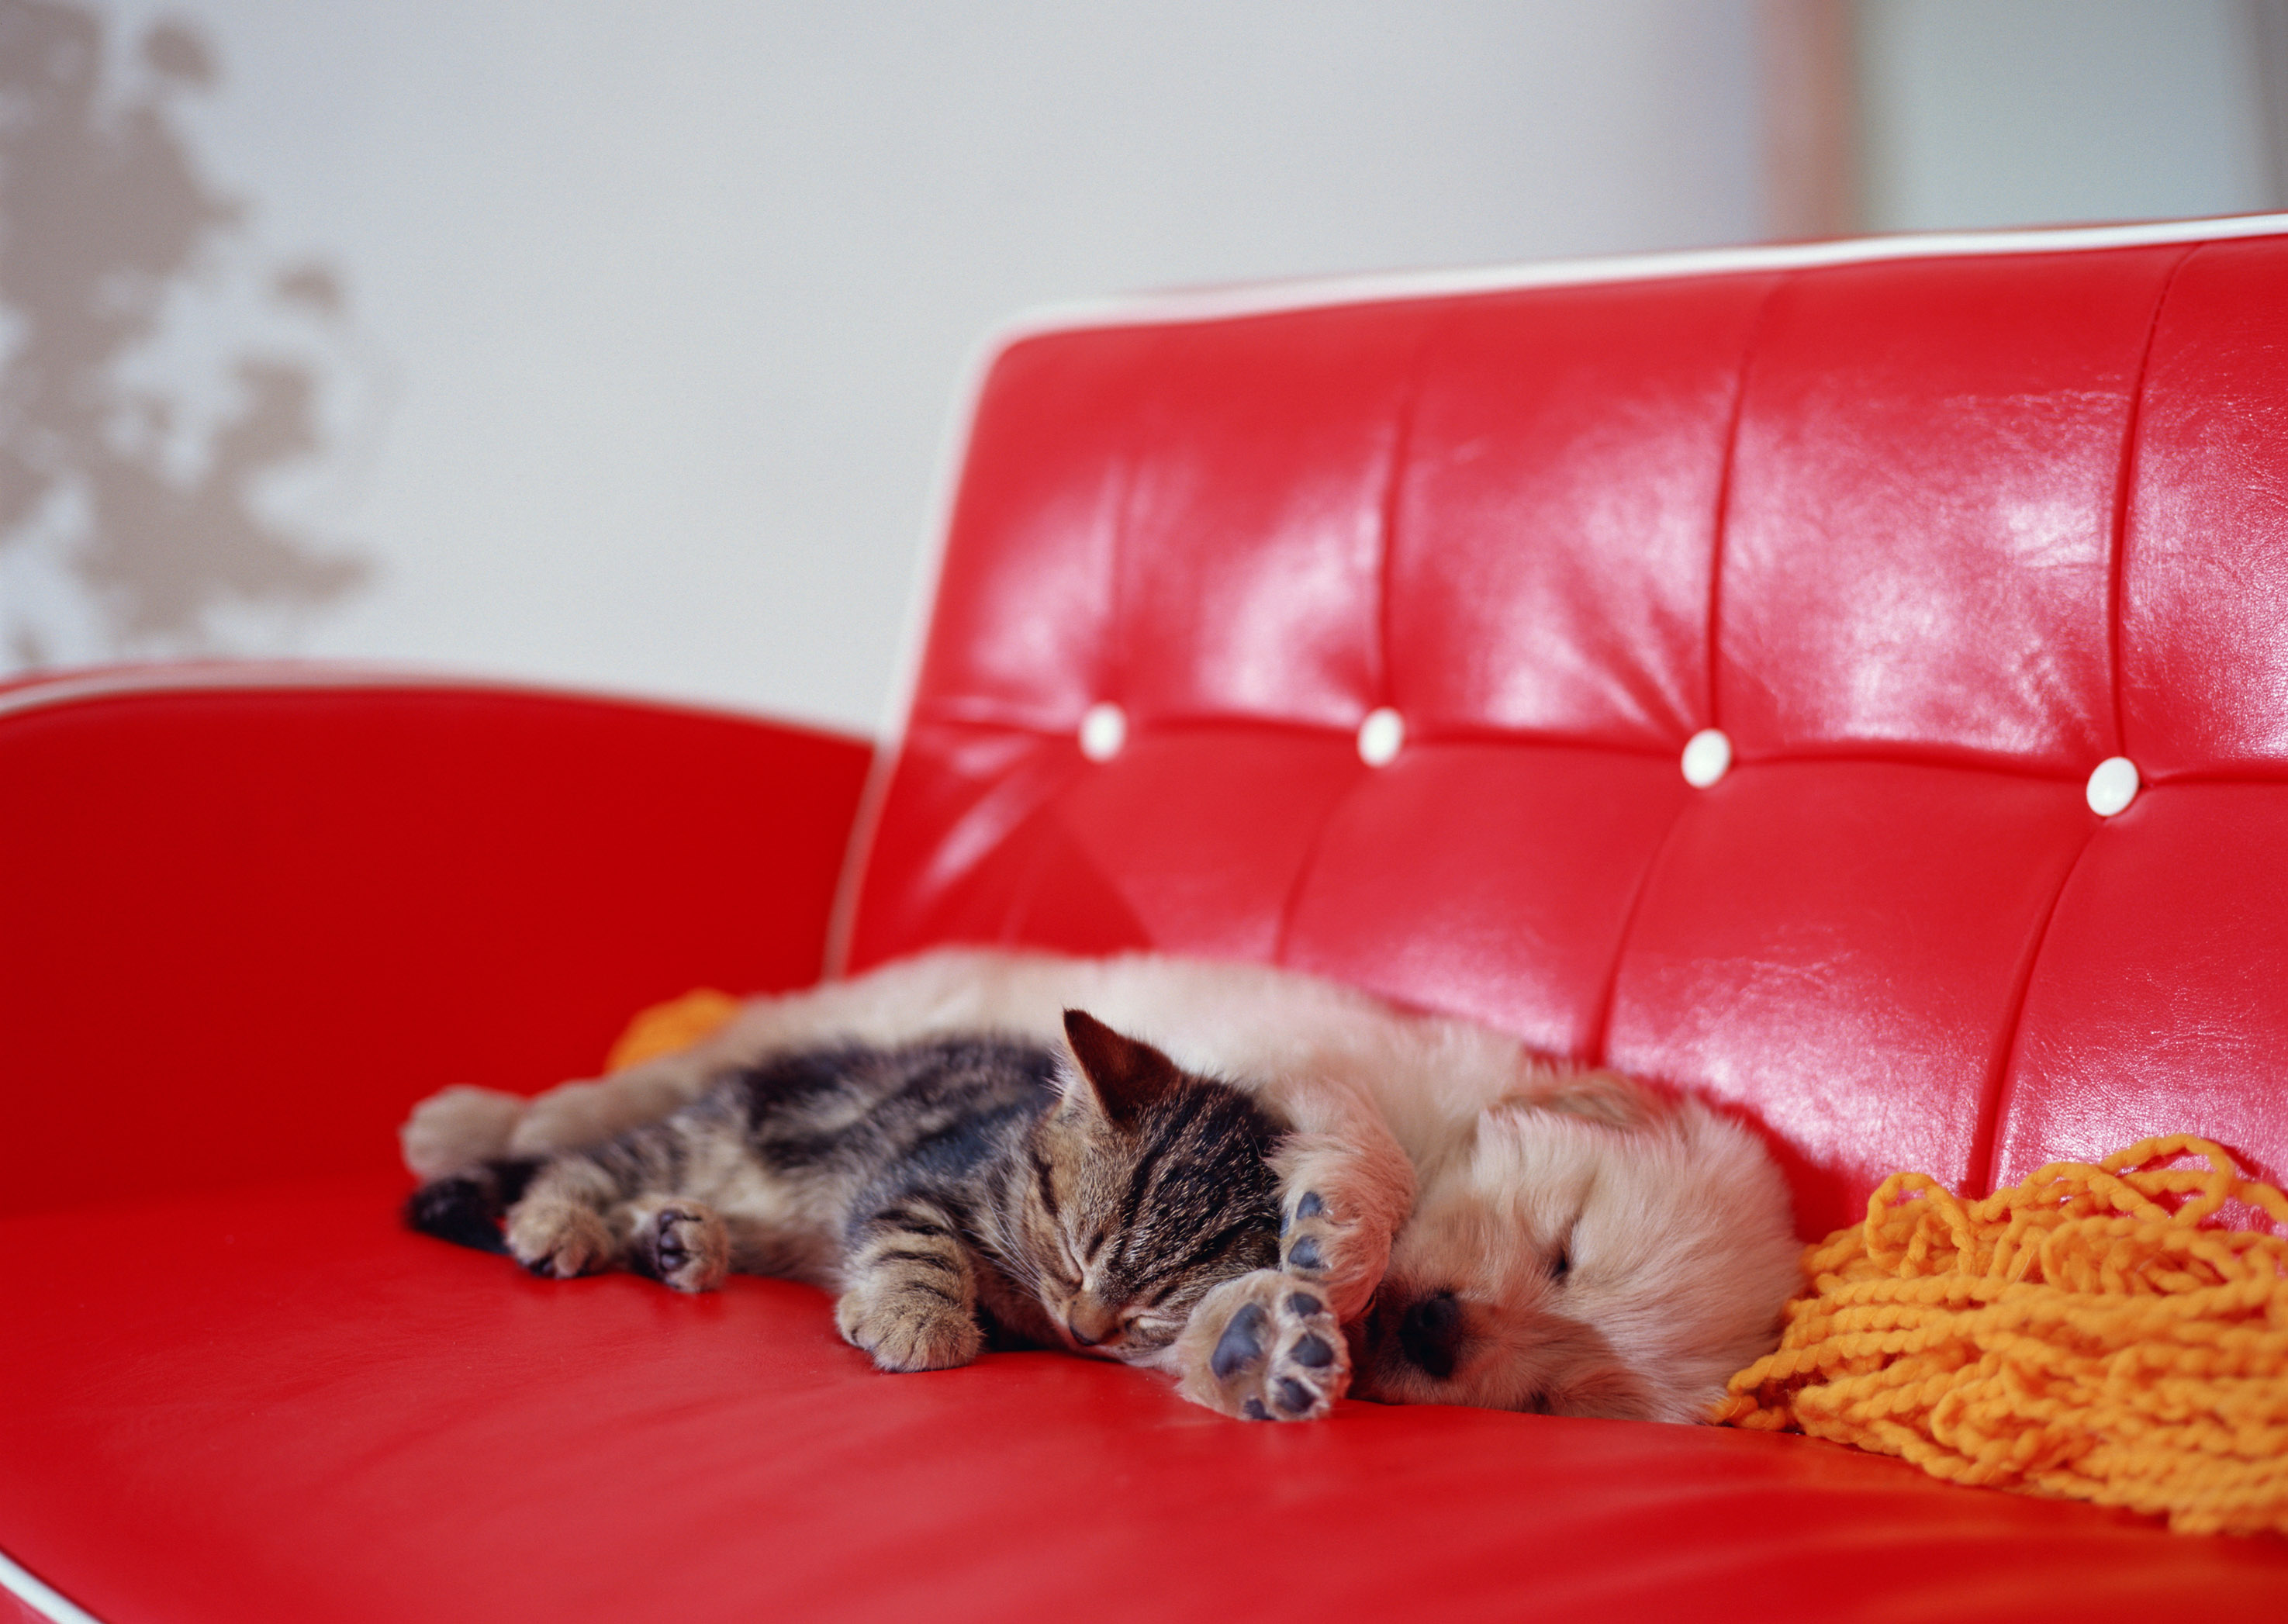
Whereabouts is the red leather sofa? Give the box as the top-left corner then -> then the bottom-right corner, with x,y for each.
10,215 -> 2288,1621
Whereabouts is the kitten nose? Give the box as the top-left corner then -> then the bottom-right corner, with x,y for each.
1066,1297 -> 1118,1347
1397,1291 -> 1464,1379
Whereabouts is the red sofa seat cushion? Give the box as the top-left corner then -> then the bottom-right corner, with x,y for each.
8,1175 -> 2286,1623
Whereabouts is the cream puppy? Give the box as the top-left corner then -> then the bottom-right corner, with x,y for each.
404,948 -> 1801,1424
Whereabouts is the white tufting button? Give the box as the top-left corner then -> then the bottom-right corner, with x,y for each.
2086,755 -> 2139,817
1681,727 -> 1732,788
1357,707 -> 1405,767
1078,702 -> 1126,762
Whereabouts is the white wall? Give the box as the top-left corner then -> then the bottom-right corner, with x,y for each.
14,2 -> 1764,732
1858,0 -> 2276,232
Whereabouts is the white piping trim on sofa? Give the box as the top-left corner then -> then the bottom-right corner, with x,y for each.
0,1548 -> 102,1624
0,659 -> 791,731
988,211 -> 2288,342
821,212 -> 2288,962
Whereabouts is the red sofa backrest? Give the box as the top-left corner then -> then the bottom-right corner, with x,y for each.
842,222 -> 2288,1238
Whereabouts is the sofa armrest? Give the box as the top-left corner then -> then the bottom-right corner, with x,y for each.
0,667 -> 873,1218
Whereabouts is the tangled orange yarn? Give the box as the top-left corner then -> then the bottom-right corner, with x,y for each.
1713,1136 -> 2288,1536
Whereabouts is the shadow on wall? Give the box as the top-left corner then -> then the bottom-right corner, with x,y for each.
0,0 -> 371,671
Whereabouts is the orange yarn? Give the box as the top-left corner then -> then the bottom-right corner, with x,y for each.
1714,1136 -> 2288,1536
603,988 -> 742,1073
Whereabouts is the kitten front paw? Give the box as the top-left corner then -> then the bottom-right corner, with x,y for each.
1177,1269 -> 1350,1421
401,1085 -> 526,1180
1278,1186 -> 1381,1322
835,1291 -> 984,1373
627,1199 -> 729,1292
505,1198 -> 617,1279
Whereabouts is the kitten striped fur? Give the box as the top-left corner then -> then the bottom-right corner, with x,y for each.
407,1011 -> 1283,1373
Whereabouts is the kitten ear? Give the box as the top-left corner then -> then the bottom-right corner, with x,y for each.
1061,1009 -> 1182,1130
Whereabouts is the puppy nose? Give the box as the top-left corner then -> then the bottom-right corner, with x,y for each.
1397,1291 -> 1463,1379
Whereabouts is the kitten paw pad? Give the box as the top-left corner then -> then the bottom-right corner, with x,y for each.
1187,1270 -> 1349,1422
632,1202 -> 729,1292
1272,1179 -> 1387,1322
1281,1190 -> 1336,1278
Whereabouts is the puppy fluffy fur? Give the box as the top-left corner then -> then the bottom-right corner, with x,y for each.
404,948 -> 1802,1423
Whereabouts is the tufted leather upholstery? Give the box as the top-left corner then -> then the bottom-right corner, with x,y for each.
9,223 -> 2288,1620
849,232 -> 2288,1242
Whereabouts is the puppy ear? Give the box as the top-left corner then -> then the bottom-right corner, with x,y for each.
1061,1008 -> 1181,1130
1500,1069 -> 1661,1131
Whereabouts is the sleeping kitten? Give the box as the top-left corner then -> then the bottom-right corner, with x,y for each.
406,1009 -> 1343,1409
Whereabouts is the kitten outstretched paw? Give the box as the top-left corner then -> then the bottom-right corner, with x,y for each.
626,1199 -> 729,1292
505,1198 -> 617,1279
1177,1269 -> 1350,1421
505,1080 -> 613,1159
507,1063 -> 703,1159
835,1291 -> 984,1373
1277,1186 -> 1382,1321
402,1085 -> 525,1180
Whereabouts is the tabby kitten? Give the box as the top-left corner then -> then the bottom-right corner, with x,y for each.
406,1010 -> 1284,1372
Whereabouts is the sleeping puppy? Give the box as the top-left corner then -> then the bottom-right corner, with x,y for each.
403,948 -> 1801,1424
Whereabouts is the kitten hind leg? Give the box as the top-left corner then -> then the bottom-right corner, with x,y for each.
835,1204 -> 985,1372
622,1195 -> 731,1292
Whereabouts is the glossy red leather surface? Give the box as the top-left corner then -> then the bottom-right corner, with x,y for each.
1391,277 -> 1772,744
0,676 -> 871,1219
1603,761 -> 2093,1238
2123,238 -> 2288,775
1717,248 -> 2177,772
1994,783 -> 2288,1189
6,1177 -> 2283,1623
1284,743 -> 1688,1057
850,234 -> 2288,1241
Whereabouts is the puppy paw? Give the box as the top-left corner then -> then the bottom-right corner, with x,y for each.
401,1086 -> 525,1180
626,1199 -> 729,1292
504,1197 -> 617,1279
835,1291 -> 984,1373
1178,1270 -> 1350,1421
